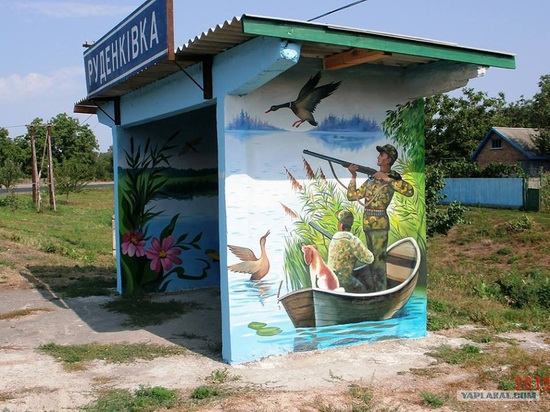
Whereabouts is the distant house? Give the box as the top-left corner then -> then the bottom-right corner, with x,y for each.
471,127 -> 550,176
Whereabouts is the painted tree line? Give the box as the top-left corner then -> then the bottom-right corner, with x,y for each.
0,113 -> 113,195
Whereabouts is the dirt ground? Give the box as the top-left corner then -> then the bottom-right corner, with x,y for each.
1,239 -> 549,412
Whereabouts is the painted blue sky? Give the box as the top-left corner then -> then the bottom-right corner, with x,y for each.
1,0 -> 548,151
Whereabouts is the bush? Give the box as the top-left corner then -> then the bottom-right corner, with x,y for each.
496,269 -> 550,310
0,159 -> 23,192
426,164 -> 467,236
54,158 -> 94,200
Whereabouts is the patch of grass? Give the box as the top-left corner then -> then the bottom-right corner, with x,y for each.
484,345 -> 550,390
38,342 -> 187,370
420,391 -> 448,408
102,297 -> 201,327
348,384 -> 374,411
0,188 -> 114,267
460,328 -> 493,343
60,276 -> 116,297
495,269 -> 550,310
0,307 -> 51,320
427,344 -> 482,366
428,208 -> 550,334
208,368 -> 240,384
81,385 -> 178,412
427,298 -> 467,331
190,385 -> 221,400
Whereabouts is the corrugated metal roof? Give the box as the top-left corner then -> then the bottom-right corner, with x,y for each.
75,14 -> 516,112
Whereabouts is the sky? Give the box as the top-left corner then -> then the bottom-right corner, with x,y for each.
1,0 -> 548,152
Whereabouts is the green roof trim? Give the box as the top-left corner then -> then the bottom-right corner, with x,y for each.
241,16 -> 516,70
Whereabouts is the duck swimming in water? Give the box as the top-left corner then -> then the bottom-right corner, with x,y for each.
265,71 -> 341,128
228,230 -> 271,280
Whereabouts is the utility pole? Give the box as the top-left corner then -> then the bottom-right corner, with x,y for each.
46,124 -> 56,211
29,124 -> 40,208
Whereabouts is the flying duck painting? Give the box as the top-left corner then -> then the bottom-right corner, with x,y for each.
265,71 -> 341,128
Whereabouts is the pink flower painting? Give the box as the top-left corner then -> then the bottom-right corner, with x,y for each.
145,235 -> 183,273
121,230 -> 146,257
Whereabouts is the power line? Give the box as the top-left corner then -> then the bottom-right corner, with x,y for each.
308,0 -> 369,22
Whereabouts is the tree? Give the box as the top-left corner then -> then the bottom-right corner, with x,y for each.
50,113 -> 99,165
54,157 -> 95,201
424,89 -> 513,164
0,127 -> 26,168
0,159 -> 23,192
95,146 -> 114,181
527,75 -> 550,156
14,114 -> 101,182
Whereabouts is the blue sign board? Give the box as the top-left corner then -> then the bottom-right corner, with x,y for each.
84,0 -> 173,98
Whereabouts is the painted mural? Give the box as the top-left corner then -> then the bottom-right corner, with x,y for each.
224,62 -> 426,363
116,108 -> 220,295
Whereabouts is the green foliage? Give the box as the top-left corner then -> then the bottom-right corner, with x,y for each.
382,100 -> 426,251
438,159 -> 480,177
0,159 -> 23,192
39,342 -> 187,367
438,159 -> 527,178
81,385 -> 178,412
495,269 -> 550,310
49,113 -> 99,166
208,368 -> 240,384
501,215 -> 533,233
191,385 -> 220,400
2,115 -> 109,184
480,162 -> 527,178
55,157 -> 95,200
95,148 -> 114,181
0,192 -> 32,212
427,344 -> 482,365
425,165 -> 467,237
120,134 -> 176,232
0,187 -> 114,267
281,163 -> 365,289
424,75 -> 550,167
424,89 -> 513,164
348,385 -> 374,411
118,132 -> 209,294
420,391 -> 448,408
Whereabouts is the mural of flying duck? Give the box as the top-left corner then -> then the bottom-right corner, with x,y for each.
265,71 -> 341,128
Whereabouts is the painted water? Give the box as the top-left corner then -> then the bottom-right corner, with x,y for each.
224,130 -> 427,363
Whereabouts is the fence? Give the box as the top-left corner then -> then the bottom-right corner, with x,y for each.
440,174 -> 550,211
440,178 -> 525,209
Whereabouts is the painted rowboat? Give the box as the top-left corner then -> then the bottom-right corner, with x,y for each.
279,237 -> 421,328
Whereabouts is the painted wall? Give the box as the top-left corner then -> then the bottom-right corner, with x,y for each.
115,106 -> 220,294
223,60 -> 426,363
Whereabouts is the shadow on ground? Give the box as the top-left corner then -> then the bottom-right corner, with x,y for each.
9,266 -> 223,361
